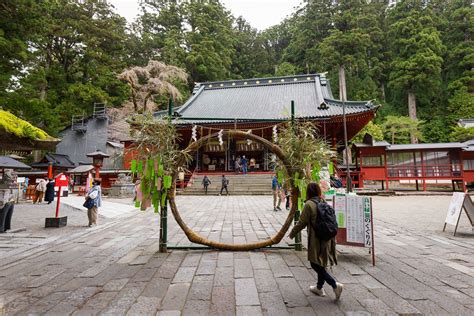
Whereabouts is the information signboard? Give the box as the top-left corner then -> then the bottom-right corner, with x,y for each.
331,194 -> 375,265
443,193 -> 474,236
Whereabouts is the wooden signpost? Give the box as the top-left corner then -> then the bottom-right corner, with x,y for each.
328,194 -> 375,266
443,192 -> 474,236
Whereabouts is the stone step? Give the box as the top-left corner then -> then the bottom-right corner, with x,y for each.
178,191 -> 273,195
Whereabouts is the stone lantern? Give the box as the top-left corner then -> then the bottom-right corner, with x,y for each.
86,150 -> 110,179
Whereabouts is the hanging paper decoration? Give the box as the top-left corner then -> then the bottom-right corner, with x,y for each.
218,129 -> 224,146
272,125 -> 278,143
246,129 -> 252,145
191,125 -> 198,142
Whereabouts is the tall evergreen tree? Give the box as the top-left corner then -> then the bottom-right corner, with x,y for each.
387,0 -> 445,143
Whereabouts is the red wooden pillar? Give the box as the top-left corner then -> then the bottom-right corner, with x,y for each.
420,151 -> 427,191
331,134 -> 337,176
358,149 -> 364,188
460,151 -> 467,192
47,162 -> 53,179
94,166 -> 100,179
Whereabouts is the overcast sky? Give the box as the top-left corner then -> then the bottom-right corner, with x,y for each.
108,0 -> 302,30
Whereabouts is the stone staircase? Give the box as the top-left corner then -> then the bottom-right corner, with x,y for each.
180,173 -> 274,195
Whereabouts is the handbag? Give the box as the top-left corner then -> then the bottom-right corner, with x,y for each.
83,197 -> 95,209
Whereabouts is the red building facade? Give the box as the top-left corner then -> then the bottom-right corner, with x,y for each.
353,139 -> 474,191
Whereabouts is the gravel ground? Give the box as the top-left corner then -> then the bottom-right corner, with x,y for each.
372,194 -> 474,237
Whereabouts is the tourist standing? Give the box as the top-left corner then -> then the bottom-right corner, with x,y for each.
219,175 -> 229,196
272,175 -> 282,211
283,180 -> 291,210
241,155 -> 248,174
86,179 -> 102,227
202,175 -> 211,194
44,178 -> 55,205
235,156 -> 241,173
288,182 -> 343,300
33,178 -> 47,203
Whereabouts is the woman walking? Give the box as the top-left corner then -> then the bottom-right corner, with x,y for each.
44,178 -> 55,205
288,182 -> 343,300
85,179 -> 102,227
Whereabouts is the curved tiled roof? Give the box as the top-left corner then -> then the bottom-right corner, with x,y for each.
176,74 -> 378,122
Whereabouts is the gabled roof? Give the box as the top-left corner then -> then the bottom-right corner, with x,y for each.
0,156 -> 31,169
387,143 -> 467,151
67,165 -> 94,174
354,140 -> 474,152
31,153 -> 76,169
354,141 -> 390,148
175,74 -> 378,123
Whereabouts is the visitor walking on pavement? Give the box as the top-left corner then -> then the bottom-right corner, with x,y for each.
33,178 -> 47,204
272,175 -> 282,211
288,182 -> 344,300
85,179 -> 102,227
202,175 -> 211,194
241,155 -> 248,174
219,175 -> 229,196
44,178 -> 55,205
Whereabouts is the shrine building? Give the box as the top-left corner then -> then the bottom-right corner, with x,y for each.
161,74 -> 379,173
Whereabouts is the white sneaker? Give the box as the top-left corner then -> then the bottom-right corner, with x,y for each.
309,286 -> 326,297
333,282 -> 343,301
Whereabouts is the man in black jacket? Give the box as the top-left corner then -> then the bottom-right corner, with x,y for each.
219,175 -> 229,196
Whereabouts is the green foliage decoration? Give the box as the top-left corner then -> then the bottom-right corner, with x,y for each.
275,121 -> 335,210
129,115 -> 192,212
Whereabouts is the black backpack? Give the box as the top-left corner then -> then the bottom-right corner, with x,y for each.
310,198 -> 338,240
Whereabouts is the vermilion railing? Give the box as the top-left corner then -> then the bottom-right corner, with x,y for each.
386,164 -> 462,178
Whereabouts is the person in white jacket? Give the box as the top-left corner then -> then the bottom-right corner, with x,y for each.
33,178 -> 47,204
86,179 -> 102,227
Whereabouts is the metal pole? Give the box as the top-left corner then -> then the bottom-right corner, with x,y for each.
159,100 -> 173,252
291,100 -> 302,251
160,196 -> 168,252
343,98 -> 352,192
55,185 -> 62,218
168,98 -> 173,118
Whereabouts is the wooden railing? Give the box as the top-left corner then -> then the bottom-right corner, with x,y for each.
387,164 -> 462,178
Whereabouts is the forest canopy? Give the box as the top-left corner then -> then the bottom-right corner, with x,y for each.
0,0 -> 472,143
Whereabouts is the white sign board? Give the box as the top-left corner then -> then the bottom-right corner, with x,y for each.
346,195 -> 365,244
17,177 -> 26,183
445,193 -> 466,226
444,193 -> 474,236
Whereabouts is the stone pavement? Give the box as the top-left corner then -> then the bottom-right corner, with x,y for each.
61,196 -> 137,219
0,195 -> 473,315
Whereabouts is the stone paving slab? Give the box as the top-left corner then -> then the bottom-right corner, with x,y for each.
0,195 -> 473,315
